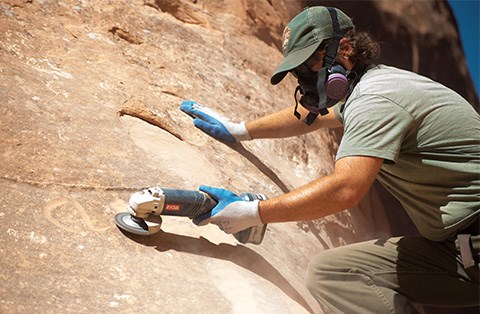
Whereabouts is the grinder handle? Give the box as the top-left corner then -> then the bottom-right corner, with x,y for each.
161,188 -> 217,218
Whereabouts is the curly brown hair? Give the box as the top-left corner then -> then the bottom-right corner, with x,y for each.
310,30 -> 380,70
344,30 -> 381,68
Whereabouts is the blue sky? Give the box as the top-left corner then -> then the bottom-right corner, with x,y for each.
448,0 -> 479,94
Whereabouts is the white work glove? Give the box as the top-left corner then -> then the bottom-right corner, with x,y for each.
180,100 -> 252,143
192,186 -> 262,234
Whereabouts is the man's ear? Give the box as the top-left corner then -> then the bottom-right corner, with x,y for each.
339,37 -> 353,57
337,38 -> 355,70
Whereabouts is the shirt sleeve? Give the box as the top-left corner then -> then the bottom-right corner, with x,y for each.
336,94 -> 414,163
333,102 -> 344,124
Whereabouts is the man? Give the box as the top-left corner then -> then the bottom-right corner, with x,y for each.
180,6 -> 479,313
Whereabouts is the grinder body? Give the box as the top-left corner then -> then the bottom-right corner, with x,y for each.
116,187 -> 267,244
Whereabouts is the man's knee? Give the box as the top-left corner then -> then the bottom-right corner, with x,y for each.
305,249 -> 341,296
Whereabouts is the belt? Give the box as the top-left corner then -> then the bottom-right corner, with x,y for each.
455,216 -> 479,269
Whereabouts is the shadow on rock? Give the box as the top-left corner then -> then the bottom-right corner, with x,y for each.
120,228 -> 314,313
229,142 -> 290,194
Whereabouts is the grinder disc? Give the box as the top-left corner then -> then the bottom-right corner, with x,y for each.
114,212 -> 161,236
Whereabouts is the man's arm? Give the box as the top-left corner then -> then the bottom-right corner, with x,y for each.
247,105 -> 343,139
259,156 -> 383,223
181,101 -> 342,142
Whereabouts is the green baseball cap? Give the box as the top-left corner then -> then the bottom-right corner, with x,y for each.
270,6 -> 354,85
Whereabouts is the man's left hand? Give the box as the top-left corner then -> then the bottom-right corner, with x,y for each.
180,100 -> 251,143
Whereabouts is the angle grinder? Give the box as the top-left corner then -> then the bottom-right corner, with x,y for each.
114,187 -> 268,244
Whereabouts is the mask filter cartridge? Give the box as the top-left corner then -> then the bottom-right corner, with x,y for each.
326,65 -> 349,100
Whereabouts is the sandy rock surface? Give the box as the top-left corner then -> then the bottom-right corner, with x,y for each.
0,1 -> 334,313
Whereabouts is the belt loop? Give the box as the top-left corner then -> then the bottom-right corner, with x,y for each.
456,234 -> 475,269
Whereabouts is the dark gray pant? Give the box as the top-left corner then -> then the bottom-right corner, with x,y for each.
306,236 -> 479,313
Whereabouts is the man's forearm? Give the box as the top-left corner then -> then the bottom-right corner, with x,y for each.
258,156 -> 384,223
246,105 -> 342,140
258,173 -> 354,223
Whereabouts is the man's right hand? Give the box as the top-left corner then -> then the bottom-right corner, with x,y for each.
180,100 -> 251,143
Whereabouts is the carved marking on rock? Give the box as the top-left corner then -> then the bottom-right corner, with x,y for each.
44,197 -> 108,233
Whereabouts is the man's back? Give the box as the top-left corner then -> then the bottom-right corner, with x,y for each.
335,65 -> 480,240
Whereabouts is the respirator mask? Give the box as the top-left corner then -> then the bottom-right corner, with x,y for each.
292,63 -> 355,118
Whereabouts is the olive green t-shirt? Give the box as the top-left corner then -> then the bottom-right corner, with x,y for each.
334,65 -> 480,241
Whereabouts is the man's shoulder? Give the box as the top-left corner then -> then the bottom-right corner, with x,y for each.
363,64 -> 422,81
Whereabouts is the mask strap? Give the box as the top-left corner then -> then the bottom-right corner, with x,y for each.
293,85 -> 302,120
314,7 -> 342,118
293,85 -> 319,125
304,112 -> 319,126
315,67 -> 329,117
324,8 -> 341,71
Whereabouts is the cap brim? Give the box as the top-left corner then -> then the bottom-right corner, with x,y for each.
270,43 -> 321,85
